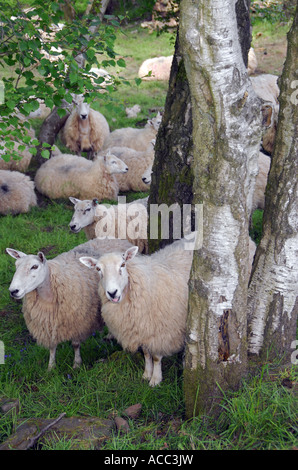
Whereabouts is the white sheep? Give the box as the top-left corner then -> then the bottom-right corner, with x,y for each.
251,151 -> 271,213
141,164 -> 153,185
6,237 -> 133,370
138,56 -> 173,81
103,112 -> 162,152
97,143 -> 154,192
62,95 -> 110,158
34,152 -> 128,201
247,47 -> 258,75
80,239 -> 194,386
0,170 -> 37,215
69,196 -> 149,253
0,144 -> 32,172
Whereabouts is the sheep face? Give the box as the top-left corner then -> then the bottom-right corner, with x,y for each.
69,197 -> 98,233
102,153 -> 128,175
6,249 -> 48,299
74,96 -> 90,121
142,165 -> 152,185
80,246 -> 138,303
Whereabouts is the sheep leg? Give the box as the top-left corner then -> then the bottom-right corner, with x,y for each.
48,346 -> 57,371
72,341 -> 82,369
142,347 -> 153,381
149,354 -> 163,387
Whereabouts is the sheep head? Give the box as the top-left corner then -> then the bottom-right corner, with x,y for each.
80,246 -> 138,303
6,248 -> 49,299
69,197 -> 98,233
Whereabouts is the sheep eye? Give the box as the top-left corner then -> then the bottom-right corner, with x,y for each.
120,262 -> 125,268
31,265 -> 38,270
96,266 -> 101,272
84,208 -> 91,213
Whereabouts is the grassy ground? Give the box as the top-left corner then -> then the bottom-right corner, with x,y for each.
0,14 -> 297,451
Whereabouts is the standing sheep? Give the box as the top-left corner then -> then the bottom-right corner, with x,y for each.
80,239 -> 194,386
62,95 -> 110,158
103,113 -> 162,152
0,170 -> 37,215
6,238 -> 133,370
97,142 -> 154,191
34,152 -> 128,201
69,196 -> 149,253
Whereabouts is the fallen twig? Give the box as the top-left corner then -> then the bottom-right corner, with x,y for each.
26,412 -> 66,449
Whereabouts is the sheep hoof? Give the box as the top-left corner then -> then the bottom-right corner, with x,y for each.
149,377 -> 161,387
73,361 -> 82,369
142,372 -> 151,381
47,363 -> 56,372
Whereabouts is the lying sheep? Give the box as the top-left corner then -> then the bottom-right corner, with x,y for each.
138,56 -> 173,81
69,196 -> 149,253
142,164 -> 153,185
0,170 -> 37,215
62,95 -> 110,158
80,239 -> 194,386
34,152 -> 128,201
6,238 -> 133,370
251,151 -> 271,213
98,143 -> 154,192
103,112 -> 162,152
0,144 -> 32,172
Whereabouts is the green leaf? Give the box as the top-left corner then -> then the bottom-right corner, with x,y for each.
69,72 -> 78,85
57,108 -> 67,118
41,149 -> 50,159
117,58 -> 126,68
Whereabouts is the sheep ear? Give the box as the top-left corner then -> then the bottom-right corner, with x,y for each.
38,252 -> 46,264
92,198 -> 98,206
69,197 -> 81,205
123,246 -> 138,262
79,256 -> 98,269
6,248 -> 27,259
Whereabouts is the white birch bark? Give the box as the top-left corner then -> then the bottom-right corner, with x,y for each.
179,0 -> 262,416
247,13 -> 298,360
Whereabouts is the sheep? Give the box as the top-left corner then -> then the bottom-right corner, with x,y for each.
0,170 -> 37,215
6,237 -> 133,370
247,47 -> 258,75
251,151 -> 271,213
34,152 -> 128,201
103,112 -> 162,152
62,95 -> 110,158
69,196 -> 149,253
97,142 -> 154,192
250,74 -> 280,155
0,123 -> 36,172
142,164 -> 153,185
138,56 -> 173,81
0,144 -> 32,172
80,239 -> 194,386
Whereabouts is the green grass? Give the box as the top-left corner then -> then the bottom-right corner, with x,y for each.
0,19 -> 297,451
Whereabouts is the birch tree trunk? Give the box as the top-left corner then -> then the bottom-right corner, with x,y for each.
247,11 -> 298,362
179,0 -> 262,417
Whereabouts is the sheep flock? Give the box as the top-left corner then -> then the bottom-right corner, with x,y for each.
2,39 -> 281,388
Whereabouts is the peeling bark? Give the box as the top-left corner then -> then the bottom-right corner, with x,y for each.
179,0 -> 262,418
247,11 -> 298,361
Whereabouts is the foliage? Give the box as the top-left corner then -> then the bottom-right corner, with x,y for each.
251,0 -> 296,25
0,0 -> 126,161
